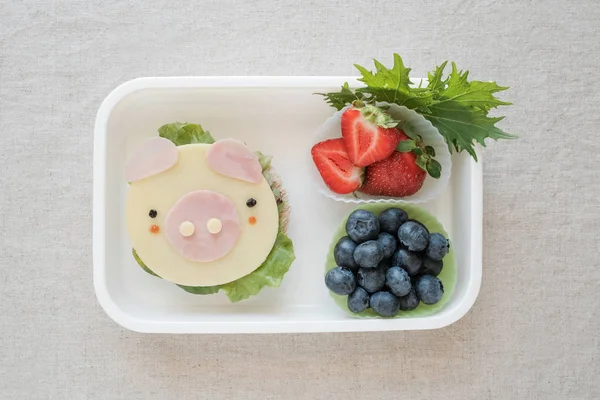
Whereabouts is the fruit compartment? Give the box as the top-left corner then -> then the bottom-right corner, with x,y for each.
310,103 -> 452,204
325,203 -> 457,318
94,77 -> 482,333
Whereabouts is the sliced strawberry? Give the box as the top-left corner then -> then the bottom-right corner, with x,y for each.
395,129 -> 411,141
341,106 -> 402,167
311,139 -> 363,194
358,150 -> 426,197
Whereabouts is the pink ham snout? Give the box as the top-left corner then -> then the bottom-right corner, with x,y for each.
163,190 -> 241,263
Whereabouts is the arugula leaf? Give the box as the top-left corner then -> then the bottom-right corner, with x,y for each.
158,122 -> 215,145
318,54 -> 516,160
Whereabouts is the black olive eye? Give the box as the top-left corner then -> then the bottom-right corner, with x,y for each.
148,209 -> 158,218
246,198 -> 257,208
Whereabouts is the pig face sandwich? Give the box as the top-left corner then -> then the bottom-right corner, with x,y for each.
124,123 -> 295,302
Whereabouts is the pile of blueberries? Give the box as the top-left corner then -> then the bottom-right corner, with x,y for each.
325,208 -> 450,317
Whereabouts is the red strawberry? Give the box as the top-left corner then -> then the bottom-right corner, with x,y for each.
341,105 -> 402,167
311,139 -> 363,194
358,150 -> 426,197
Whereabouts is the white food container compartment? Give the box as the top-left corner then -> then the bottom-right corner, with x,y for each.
93,76 -> 482,334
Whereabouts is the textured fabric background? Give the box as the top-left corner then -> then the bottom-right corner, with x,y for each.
1,0 -> 599,399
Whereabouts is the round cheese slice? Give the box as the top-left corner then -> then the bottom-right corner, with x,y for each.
125,143 -> 279,287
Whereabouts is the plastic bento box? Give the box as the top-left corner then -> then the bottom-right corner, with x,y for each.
93,76 -> 482,333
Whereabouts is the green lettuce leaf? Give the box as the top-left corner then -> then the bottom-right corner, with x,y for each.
133,125 -> 295,302
158,122 -> 215,145
219,232 -> 295,302
132,248 -> 159,277
319,53 -> 516,160
177,284 -> 221,295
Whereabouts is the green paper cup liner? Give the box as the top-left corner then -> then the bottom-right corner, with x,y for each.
325,203 -> 457,318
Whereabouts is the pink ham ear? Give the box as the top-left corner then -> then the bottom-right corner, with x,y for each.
205,139 -> 263,184
125,137 -> 178,182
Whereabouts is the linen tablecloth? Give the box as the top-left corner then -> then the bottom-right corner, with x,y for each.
1,1 -> 598,398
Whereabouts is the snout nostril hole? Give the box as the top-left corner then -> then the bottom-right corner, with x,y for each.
179,221 -> 195,237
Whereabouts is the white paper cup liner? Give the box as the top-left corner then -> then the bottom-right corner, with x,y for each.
309,103 -> 452,204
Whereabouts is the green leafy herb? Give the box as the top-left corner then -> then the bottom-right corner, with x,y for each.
354,54 -> 435,111
319,54 -> 516,160
158,122 -> 215,145
420,100 -> 512,160
317,82 -> 359,110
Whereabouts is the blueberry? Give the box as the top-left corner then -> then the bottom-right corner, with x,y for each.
378,208 -> 408,234
325,267 -> 356,295
347,287 -> 370,313
346,209 -> 380,243
377,232 -> 397,259
370,292 -> 399,317
385,266 -> 412,297
353,240 -> 384,269
398,220 -> 430,252
393,247 -> 423,276
334,236 -> 359,271
357,267 -> 386,293
422,257 -> 443,276
398,288 -> 420,311
415,275 -> 444,305
425,233 -> 450,260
